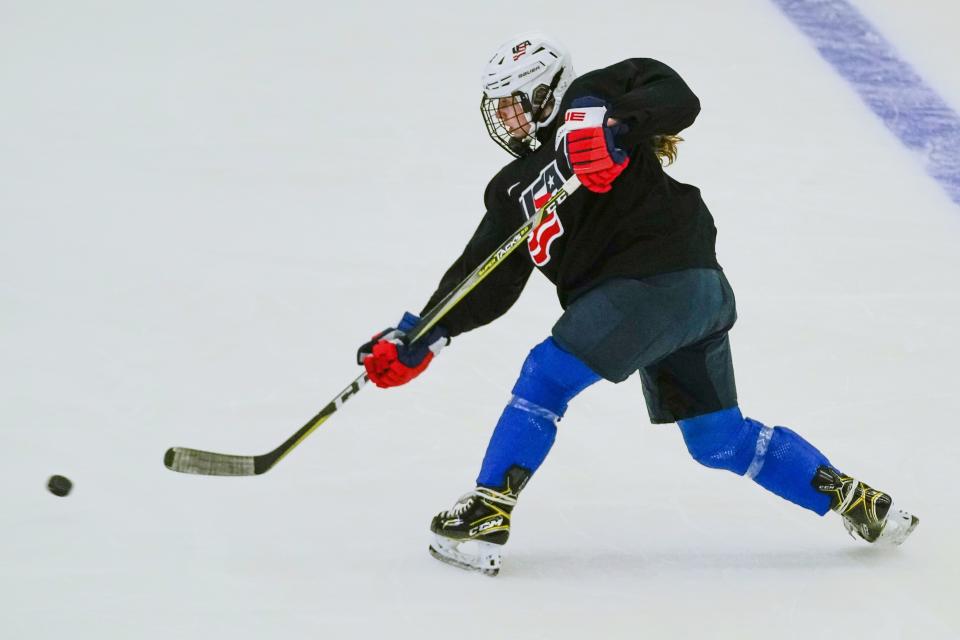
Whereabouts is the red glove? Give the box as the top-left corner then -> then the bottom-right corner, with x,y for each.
561,97 -> 630,193
357,312 -> 449,389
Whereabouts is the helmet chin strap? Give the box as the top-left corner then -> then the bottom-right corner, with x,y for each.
525,122 -> 541,153
507,135 -> 530,156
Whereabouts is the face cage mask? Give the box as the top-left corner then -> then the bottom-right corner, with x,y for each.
481,81 -> 558,157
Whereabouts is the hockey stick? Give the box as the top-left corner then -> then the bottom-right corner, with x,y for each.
163,174 -> 582,476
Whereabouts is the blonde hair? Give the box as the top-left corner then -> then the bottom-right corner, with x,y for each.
652,134 -> 683,166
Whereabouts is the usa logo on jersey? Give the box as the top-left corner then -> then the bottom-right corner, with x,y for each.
519,160 -> 566,267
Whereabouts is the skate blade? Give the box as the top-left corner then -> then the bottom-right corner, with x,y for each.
844,505 -> 920,546
428,536 -> 502,576
877,507 -> 919,546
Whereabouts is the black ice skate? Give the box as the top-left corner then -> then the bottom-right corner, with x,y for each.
812,466 -> 918,545
428,466 -> 530,576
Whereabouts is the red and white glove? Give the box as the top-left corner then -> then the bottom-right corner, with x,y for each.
560,96 -> 630,193
356,312 -> 449,389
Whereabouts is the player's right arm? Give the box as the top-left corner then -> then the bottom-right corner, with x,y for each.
417,207 -> 533,337
358,174 -> 533,388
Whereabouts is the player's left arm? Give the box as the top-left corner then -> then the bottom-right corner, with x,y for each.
607,58 -> 701,141
559,58 -> 700,193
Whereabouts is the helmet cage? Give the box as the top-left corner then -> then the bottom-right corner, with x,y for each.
480,69 -> 563,157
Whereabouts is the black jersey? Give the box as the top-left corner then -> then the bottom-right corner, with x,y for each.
421,58 -> 721,338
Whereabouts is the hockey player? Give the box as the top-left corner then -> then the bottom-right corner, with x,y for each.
357,32 -> 919,575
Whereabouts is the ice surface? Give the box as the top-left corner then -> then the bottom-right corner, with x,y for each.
2,1 -> 959,638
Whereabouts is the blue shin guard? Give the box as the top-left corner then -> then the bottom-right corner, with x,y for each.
476,338 -> 601,490
678,407 -> 833,515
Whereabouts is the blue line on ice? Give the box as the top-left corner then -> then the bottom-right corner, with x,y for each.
771,0 -> 960,206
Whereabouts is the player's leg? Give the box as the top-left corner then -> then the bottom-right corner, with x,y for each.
635,272 -> 917,544
429,337 -> 601,575
674,406 -> 918,544
474,336 -> 601,489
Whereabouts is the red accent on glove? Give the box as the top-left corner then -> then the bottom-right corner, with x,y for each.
363,340 -> 435,389
566,127 -> 630,194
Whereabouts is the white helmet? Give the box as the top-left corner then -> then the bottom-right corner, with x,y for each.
480,32 -> 575,157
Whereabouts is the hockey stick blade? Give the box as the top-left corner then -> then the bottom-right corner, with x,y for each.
164,447 -> 257,476
164,373 -> 368,477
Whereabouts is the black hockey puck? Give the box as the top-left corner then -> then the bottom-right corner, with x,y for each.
47,475 -> 73,497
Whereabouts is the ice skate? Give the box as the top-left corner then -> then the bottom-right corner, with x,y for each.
428,486 -> 516,576
812,466 -> 919,546
428,467 -> 528,576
